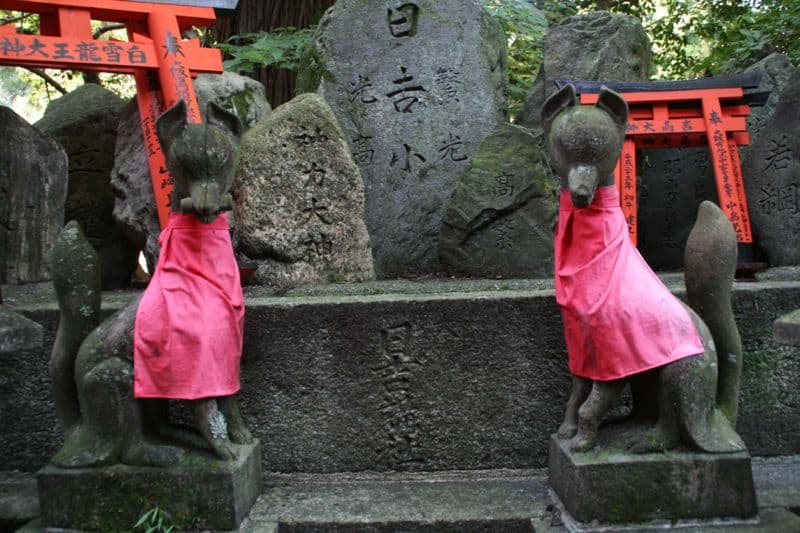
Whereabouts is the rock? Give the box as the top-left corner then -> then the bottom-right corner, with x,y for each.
110,99 -> 161,273
35,84 -> 136,289
300,0 -> 508,277
743,53 -> 799,159
233,93 -> 375,286
516,11 -> 650,131
112,72 -> 269,270
0,307 -> 43,354
637,147 -> 717,270
0,107 -> 68,284
194,71 -> 272,129
742,69 -> 800,266
439,124 -> 556,277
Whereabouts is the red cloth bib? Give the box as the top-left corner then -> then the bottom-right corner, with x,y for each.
134,213 -> 244,399
554,186 -> 704,381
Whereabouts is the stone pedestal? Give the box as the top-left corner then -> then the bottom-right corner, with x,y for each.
548,434 -> 757,526
37,441 -> 261,531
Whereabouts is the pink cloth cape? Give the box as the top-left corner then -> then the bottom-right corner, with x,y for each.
554,185 -> 704,381
134,212 -> 244,399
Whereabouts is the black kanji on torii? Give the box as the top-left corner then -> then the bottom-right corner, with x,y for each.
162,31 -> 184,57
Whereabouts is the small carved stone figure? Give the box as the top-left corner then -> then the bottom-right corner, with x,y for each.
49,101 -> 252,467
542,84 -> 746,454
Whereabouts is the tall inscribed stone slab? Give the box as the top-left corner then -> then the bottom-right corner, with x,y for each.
0,107 -> 67,284
742,69 -> 800,266
302,0 -> 508,277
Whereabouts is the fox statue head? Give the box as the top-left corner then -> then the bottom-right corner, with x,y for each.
541,84 -> 628,208
156,100 -> 243,223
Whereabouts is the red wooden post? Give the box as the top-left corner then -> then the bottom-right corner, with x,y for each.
702,96 -> 752,243
619,138 -> 638,244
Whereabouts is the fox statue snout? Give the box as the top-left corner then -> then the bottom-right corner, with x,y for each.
566,165 -> 599,208
180,183 -> 234,223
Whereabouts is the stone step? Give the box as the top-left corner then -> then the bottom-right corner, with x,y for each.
3,277 -> 800,475
243,469 -> 550,532
5,455 -> 800,531
240,457 -> 800,532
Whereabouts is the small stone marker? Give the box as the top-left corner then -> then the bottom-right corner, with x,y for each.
439,124 -> 556,278
0,107 -> 68,284
302,0 -> 508,277
234,93 -> 375,286
742,69 -> 800,266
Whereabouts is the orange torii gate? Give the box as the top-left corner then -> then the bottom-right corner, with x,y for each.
558,73 -> 763,256
0,0 -> 236,229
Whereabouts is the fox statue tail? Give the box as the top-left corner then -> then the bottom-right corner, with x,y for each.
684,201 -> 743,424
49,221 -> 102,434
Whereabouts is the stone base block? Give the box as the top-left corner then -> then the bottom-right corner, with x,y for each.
37,440 -> 261,531
548,434 -> 757,525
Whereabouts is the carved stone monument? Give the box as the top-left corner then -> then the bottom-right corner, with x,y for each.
0,107 -> 68,284
542,84 -> 756,526
637,147 -> 717,270
233,93 -> 375,287
301,0 -> 508,277
36,84 -> 138,289
742,69 -> 800,266
38,102 -> 260,532
439,123 -> 557,278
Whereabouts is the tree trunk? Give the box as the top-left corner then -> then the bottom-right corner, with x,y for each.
215,0 -> 336,107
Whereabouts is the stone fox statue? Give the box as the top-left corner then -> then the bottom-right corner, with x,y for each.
49,101 -> 252,467
542,84 -> 746,454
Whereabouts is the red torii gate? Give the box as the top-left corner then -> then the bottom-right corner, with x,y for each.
0,0 -> 235,229
558,73 -> 762,254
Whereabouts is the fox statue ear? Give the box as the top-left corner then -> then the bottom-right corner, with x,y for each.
156,100 -> 188,156
206,102 -> 243,147
542,83 -> 578,133
596,87 -> 629,128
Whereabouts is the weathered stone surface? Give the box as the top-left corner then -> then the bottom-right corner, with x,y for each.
774,309 -> 800,347
38,441 -> 261,531
516,11 -> 650,131
112,72 -> 269,271
637,148 -> 717,270
0,107 -> 67,284
439,124 -> 556,277
0,307 -> 42,354
549,435 -> 757,525
110,99 -> 162,272
36,84 -> 136,289
234,93 -> 374,286
742,53 -> 799,159
741,69 -> 800,266
301,0 -> 508,277
194,71 -> 272,129
0,471 -> 39,533
4,279 -> 800,474
250,470 -> 547,532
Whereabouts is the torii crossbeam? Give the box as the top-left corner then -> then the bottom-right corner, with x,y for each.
0,0 -> 235,228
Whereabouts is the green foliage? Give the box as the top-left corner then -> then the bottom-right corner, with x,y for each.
133,506 -> 175,533
482,1 -> 548,116
217,27 -> 316,74
571,0 -> 800,79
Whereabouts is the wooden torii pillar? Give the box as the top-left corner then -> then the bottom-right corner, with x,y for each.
0,0 -> 237,229
557,73 -> 763,262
